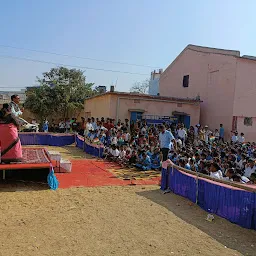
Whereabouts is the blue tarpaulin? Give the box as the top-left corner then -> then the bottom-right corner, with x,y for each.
19,133 -> 75,146
162,166 -> 256,230
75,135 -> 104,158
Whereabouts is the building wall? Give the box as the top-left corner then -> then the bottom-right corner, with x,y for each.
108,94 -> 200,125
84,94 -> 112,119
236,117 -> 256,142
233,58 -> 256,141
159,48 -> 237,139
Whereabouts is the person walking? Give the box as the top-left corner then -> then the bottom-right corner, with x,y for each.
159,125 -> 176,161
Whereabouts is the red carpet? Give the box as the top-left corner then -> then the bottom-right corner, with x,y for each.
56,159 -> 160,188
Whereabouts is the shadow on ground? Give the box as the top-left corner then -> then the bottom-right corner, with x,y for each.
137,189 -> 256,256
0,169 -> 49,192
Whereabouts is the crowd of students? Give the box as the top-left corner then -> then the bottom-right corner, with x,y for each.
82,117 -> 256,185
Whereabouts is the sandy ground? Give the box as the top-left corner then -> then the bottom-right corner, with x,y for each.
0,185 -> 255,256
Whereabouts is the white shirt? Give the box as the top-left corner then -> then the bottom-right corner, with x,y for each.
178,129 -> 187,139
244,165 -> 256,178
223,177 -> 233,182
232,135 -> 238,143
194,126 -> 198,136
59,122 -> 65,129
86,122 -> 93,131
210,170 -> 223,180
125,133 -> 130,141
65,121 -> 71,129
141,127 -> 147,134
111,136 -> 117,145
238,136 -> 245,143
112,149 -> 120,157
119,150 -> 126,158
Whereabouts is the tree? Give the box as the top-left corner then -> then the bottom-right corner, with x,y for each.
130,79 -> 150,94
25,67 -> 94,122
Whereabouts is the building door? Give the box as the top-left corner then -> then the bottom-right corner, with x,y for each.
184,115 -> 190,129
130,112 -> 143,123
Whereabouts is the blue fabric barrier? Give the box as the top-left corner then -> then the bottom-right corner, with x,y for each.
19,133 -> 36,145
76,135 -> 84,149
160,168 -> 168,190
161,166 -> 256,230
75,136 -> 104,158
19,133 -> 75,146
169,167 -> 197,203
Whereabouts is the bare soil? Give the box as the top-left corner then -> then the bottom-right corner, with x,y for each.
0,185 -> 254,256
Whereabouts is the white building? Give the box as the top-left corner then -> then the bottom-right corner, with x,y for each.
148,69 -> 162,96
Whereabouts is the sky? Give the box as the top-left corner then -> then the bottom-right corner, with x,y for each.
0,0 -> 256,92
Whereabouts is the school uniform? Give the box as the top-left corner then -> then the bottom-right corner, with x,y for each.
151,153 -> 161,169
136,155 -> 151,170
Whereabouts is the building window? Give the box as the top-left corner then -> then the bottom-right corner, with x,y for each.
244,117 -> 253,126
183,75 -> 189,87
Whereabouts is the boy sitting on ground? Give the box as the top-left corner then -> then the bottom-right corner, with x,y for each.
136,152 -> 151,171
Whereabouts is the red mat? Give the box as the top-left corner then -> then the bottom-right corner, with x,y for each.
56,160 -> 160,188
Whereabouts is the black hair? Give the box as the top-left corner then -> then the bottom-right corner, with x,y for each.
3,103 -> 9,110
211,162 -> 220,171
11,95 -> 18,101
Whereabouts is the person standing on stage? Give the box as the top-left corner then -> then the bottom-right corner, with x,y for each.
159,124 -> 176,161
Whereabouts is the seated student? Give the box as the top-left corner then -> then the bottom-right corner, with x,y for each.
250,173 -> 256,184
129,150 -> 138,165
106,145 -> 120,161
238,133 -> 245,143
99,134 -> 105,145
150,148 -> 161,170
136,152 -> 151,171
213,129 -> 220,141
184,158 -> 191,170
110,132 -> 118,145
145,145 -> 153,158
223,168 -> 234,181
231,131 -> 238,144
243,158 -> 256,178
209,163 -> 223,180
118,145 -> 126,161
89,130 -> 96,141
233,174 -> 251,184
189,158 -> 196,172
177,158 -> 185,168
122,149 -> 132,166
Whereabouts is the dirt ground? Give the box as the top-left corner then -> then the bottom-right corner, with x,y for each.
0,185 -> 255,256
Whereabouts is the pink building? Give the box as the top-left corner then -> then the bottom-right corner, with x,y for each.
160,44 -> 256,141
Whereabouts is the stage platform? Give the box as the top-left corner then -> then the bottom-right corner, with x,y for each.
0,147 -> 51,179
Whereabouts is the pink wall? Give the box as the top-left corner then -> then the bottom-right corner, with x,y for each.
84,94 -> 111,118
233,58 -> 256,117
232,58 -> 256,141
236,117 -> 256,142
160,47 -> 237,139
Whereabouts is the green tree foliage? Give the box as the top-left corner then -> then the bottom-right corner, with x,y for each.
25,67 -> 95,121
